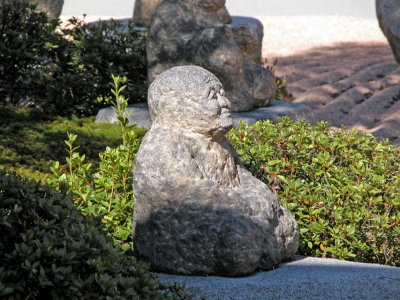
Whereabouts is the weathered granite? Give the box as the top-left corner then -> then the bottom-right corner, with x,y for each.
132,0 -> 261,61
376,0 -> 400,63
95,100 -> 310,129
231,17 -> 264,63
132,0 -> 160,27
28,0 -> 63,20
133,0 -> 231,27
132,66 -> 299,277
146,0 -> 276,112
95,103 -> 152,128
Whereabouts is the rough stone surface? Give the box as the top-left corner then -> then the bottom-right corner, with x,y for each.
132,66 -> 299,277
376,0 -> 400,63
132,0 -> 260,61
95,103 -> 152,128
146,0 -> 276,112
95,100 -> 310,129
28,0 -> 63,20
133,0 -> 231,28
231,16 -> 264,63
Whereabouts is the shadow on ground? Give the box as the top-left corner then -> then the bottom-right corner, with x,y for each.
274,42 -> 400,145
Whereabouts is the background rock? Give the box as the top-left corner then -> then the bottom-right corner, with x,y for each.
232,17 -> 264,63
29,0 -> 64,19
133,0 -> 231,27
146,0 -> 276,112
95,103 -> 152,128
376,0 -> 400,63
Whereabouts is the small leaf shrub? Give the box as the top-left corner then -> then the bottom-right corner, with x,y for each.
229,117 -> 400,266
0,0 -> 147,116
48,76 -> 140,251
0,170 -> 188,299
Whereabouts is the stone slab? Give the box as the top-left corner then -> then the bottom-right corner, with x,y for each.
95,100 -> 310,129
156,255 -> 400,300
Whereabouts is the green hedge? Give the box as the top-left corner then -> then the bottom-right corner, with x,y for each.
229,117 -> 400,266
0,0 -> 147,116
0,170 -> 188,299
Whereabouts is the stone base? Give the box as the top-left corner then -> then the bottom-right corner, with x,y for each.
95,101 -> 310,129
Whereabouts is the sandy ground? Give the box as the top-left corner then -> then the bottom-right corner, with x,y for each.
259,16 -> 400,145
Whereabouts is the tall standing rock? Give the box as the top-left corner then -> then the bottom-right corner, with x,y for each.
376,0 -> 400,63
28,0 -> 64,20
133,0 -> 162,27
133,0 -> 231,27
146,0 -> 276,112
133,66 -> 299,277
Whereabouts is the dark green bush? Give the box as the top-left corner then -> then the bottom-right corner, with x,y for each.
0,0 -> 147,116
229,117 -> 400,266
57,17 -> 147,115
0,0 -> 62,106
0,170 -> 188,299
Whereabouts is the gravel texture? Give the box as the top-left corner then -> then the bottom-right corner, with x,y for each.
258,16 -> 400,145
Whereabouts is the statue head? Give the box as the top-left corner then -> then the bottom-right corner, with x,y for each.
148,66 -> 233,137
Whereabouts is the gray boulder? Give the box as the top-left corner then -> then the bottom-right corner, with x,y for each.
28,0 -> 64,20
132,66 -> 299,277
133,0 -> 231,27
133,0 -> 161,27
231,17 -> 264,63
132,0 -> 262,62
376,0 -> 400,63
95,103 -> 152,128
146,0 -> 276,112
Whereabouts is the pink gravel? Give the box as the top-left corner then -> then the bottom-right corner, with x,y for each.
259,16 -> 400,145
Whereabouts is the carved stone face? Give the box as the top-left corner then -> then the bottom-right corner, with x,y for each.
148,66 -> 233,137
189,76 -> 233,133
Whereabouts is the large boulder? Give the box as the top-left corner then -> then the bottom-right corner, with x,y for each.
133,0 -> 231,27
147,0 -> 276,112
232,17 -> 264,63
376,0 -> 400,63
133,0 -> 262,62
132,66 -> 299,277
28,0 -> 64,20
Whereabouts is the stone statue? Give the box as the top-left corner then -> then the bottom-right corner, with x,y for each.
133,66 -> 299,277
376,0 -> 400,64
146,0 -> 276,112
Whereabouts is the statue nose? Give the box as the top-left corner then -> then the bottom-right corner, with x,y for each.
218,94 -> 231,109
